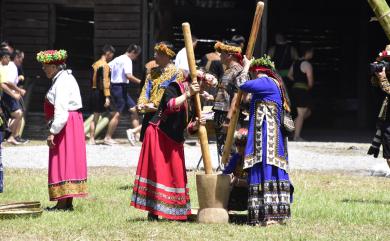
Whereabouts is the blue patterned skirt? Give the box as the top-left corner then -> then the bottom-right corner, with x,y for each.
247,161 -> 293,224
247,122 -> 293,224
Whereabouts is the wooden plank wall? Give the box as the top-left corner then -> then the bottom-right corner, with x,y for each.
94,0 -> 144,99
3,0 -> 50,111
2,0 -> 145,112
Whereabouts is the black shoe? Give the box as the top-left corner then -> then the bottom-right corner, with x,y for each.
147,212 -> 159,221
15,136 -> 29,144
45,205 -> 74,212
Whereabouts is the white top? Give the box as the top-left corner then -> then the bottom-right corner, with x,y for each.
46,70 -> 83,135
7,61 -> 18,85
108,54 -> 133,84
174,48 -> 189,74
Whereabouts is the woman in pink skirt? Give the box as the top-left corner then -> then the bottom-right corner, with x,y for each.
37,50 -> 87,210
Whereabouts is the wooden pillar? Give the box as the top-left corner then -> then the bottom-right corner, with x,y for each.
182,23 -> 213,174
259,0 -> 268,55
221,2 -> 264,165
368,0 -> 390,40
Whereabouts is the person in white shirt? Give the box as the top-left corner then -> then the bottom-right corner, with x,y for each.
0,45 -> 26,144
174,35 -> 198,75
3,60 -> 27,144
37,49 -> 87,210
104,44 -> 142,145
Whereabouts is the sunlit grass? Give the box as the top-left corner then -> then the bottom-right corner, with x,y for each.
0,168 -> 389,241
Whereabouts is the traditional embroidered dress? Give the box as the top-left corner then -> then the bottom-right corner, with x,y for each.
240,75 -> 293,225
131,80 -> 192,220
212,41 -> 246,156
213,63 -> 246,155
44,70 -> 87,201
138,63 -> 185,141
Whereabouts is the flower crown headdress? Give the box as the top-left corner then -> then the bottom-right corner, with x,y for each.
250,55 -> 291,113
36,49 -> 68,65
377,45 -> 390,61
234,128 -> 248,146
250,55 -> 276,71
154,43 -> 176,58
214,41 -> 242,54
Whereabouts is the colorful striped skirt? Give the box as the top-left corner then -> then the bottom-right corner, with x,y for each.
131,124 -> 191,220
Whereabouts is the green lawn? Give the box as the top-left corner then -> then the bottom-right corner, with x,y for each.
0,168 -> 390,241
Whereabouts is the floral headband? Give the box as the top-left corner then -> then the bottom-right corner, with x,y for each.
36,49 -> 68,65
234,128 -> 248,146
377,45 -> 390,61
214,41 -> 242,54
250,55 -> 276,71
154,44 -> 176,58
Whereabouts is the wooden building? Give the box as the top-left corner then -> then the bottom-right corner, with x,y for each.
0,0 -> 387,135
0,0 -> 146,112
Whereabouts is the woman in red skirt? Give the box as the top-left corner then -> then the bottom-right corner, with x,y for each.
37,50 -> 87,210
131,75 -> 204,221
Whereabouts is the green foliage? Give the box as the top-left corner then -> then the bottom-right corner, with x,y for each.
251,55 -> 276,70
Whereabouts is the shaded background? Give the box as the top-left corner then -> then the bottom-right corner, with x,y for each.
0,0 -> 388,140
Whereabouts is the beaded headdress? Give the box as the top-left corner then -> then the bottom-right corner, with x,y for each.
214,41 -> 242,54
154,43 -> 176,58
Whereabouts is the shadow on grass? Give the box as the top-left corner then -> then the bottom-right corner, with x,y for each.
118,185 -> 133,191
229,213 -> 248,225
126,217 -> 148,222
342,199 -> 390,205
126,217 -> 194,223
125,213 -> 247,224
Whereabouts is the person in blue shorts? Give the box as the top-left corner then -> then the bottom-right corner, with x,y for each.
104,45 -> 142,145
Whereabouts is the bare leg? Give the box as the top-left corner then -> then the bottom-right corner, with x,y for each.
8,119 -> 14,129
387,159 -> 390,169
304,108 -> 312,119
89,113 -> 100,144
130,109 -> 140,129
14,110 -> 23,136
104,112 -> 120,143
293,107 -> 308,140
126,110 -> 140,146
130,125 -> 142,134
8,110 -> 22,144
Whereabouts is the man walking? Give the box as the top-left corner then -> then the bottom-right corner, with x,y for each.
89,44 -> 115,144
1,42 -> 27,145
104,45 -> 142,145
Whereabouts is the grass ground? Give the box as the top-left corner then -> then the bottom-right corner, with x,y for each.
0,168 -> 390,241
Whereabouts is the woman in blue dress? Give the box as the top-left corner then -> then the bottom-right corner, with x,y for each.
239,55 -> 294,226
